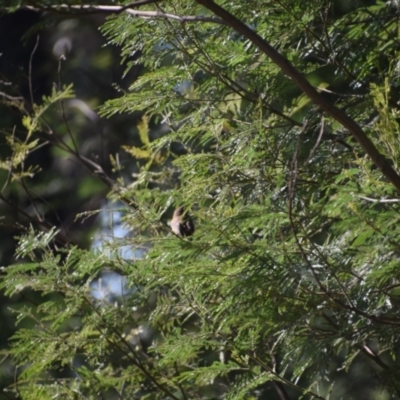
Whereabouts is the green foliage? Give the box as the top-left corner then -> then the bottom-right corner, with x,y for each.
2,0 -> 400,399
23,85 -> 75,138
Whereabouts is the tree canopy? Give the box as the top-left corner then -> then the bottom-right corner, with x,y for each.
1,1 -> 400,399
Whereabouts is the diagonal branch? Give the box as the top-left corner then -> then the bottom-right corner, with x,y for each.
195,0 -> 400,194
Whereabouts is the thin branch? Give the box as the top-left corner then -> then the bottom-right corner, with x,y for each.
0,91 -> 24,101
24,4 -> 227,25
317,86 -> 364,98
304,116 -> 324,165
29,35 -> 40,106
174,362 -> 189,400
273,382 -> 292,400
20,178 -> 43,222
14,366 -> 21,399
1,127 -> 16,193
356,195 -> 400,203
57,57 -> 80,154
360,343 -> 390,371
271,355 -> 292,400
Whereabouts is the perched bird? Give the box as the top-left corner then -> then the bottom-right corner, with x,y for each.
170,206 -> 195,237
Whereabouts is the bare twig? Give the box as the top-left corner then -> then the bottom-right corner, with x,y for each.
360,343 -> 390,371
14,366 -> 21,399
273,382 -> 292,400
1,126 -> 16,193
24,3 -> 227,25
57,57 -> 80,154
0,91 -> 24,101
174,362 -> 189,400
20,178 -> 43,222
356,195 -> 400,203
304,116 -> 324,165
29,35 -> 40,106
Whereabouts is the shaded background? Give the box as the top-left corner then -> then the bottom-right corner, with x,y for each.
0,9 -> 144,395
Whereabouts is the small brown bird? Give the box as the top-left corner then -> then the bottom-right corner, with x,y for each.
170,206 -> 195,237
